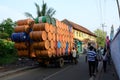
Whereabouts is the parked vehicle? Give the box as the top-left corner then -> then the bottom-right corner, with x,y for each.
11,17 -> 74,67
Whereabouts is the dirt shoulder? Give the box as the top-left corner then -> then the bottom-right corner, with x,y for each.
0,58 -> 38,73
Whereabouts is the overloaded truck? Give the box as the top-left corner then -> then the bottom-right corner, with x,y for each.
11,17 -> 74,67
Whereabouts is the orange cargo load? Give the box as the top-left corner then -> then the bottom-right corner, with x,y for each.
33,23 -> 50,32
14,42 -> 27,49
30,31 -> 47,41
18,50 -> 29,57
33,40 -> 49,50
14,25 -> 30,33
17,19 -> 34,27
35,50 -> 52,58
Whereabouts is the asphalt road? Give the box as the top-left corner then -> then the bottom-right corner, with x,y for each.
0,54 -> 90,80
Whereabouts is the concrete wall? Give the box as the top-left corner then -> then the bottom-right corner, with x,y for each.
110,29 -> 120,80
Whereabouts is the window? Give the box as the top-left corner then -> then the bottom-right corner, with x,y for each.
76,31 -> 78,36
79,32 -> 81,37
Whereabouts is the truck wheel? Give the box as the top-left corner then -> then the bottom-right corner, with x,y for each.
58,58 -> 64,68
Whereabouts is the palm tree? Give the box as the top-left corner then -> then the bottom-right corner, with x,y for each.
25,1 -> 56,23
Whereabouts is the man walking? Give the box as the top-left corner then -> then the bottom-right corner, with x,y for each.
72,47 -> 77,64
87,46 -> 96,77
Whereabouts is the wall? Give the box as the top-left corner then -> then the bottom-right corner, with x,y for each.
73,29 -> 96,43
73,29 -> 97,53
110,29 -> 120,80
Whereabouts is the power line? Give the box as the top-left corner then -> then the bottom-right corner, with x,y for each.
98,0 -> 107,33
116,0 -> 120,20
99,0 -> 103,24
103,0 -> 107,24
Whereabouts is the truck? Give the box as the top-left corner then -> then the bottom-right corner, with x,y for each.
11,17 -> 74,67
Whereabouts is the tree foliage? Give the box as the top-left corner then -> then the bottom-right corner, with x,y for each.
0,39 -> 17,64
94,29 -> 107,47
0,18 -> 15,38
24,1 -> 56,21
0,32 -> 9,39
0,18 -> 17,64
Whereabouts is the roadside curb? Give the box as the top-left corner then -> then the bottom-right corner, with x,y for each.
95,60 -> 119,80
0,65 -> 38,78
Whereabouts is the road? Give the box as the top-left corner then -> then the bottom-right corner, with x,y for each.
0,54 -> 90,80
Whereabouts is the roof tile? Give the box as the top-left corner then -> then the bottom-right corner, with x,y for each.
62,19 -> 96,37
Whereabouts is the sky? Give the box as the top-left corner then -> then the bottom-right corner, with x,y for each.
0,0 -> 120,36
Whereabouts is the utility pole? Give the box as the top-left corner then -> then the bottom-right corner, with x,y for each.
102,24 -> 105,32
101,23 -> 107,39
116,0 -> 120,20
101,23 -> 106,32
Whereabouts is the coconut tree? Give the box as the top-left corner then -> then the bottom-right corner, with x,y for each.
25,1 -> 56,23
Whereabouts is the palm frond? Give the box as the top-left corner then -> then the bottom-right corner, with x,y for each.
24,1 -> 56,20
24,12 -> 34,19
47,8 -> 56,17
41,1 -> 47,16
50,10 -> 56,17
35,2 -> 41,17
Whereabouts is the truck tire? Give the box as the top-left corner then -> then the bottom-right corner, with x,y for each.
58,58 -> 64,68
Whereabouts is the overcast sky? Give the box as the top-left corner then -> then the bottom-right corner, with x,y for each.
0,0 -> 120,36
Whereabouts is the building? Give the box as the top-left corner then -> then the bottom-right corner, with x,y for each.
62,19 -> 97,54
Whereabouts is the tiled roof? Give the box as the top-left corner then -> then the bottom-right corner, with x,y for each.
62,19 -> 97,37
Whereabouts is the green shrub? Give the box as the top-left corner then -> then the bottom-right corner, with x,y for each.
0,39 -> 18,64
0,32 -> 9,39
